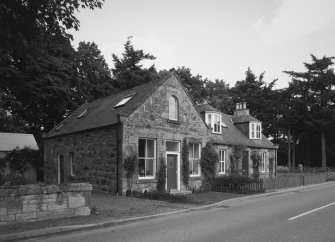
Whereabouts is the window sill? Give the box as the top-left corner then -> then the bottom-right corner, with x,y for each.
212,132 -> 222,135
189,175 -> 202,181
167,119 -> 180,124
137,178 -> 157,184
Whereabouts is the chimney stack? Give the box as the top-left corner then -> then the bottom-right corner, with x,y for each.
234,102 -> 249,116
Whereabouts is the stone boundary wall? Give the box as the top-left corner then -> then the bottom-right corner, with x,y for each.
0,183 -> 92,224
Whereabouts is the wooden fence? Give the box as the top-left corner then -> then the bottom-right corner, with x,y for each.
213,173 -> 334,193
263,173 -> 331,191
212,177 -> 265,194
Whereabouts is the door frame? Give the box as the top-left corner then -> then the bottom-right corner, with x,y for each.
166,152 -> 180,190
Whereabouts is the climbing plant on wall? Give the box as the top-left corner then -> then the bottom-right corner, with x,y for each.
181,138 -> 189,188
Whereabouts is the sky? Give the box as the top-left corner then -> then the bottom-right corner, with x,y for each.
69,0 -> 335,89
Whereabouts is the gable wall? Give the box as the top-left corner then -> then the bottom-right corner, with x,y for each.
44,125 -> 121,193
122,75 -> 209,193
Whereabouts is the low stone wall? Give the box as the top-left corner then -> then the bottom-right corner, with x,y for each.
0,183 -> 92,225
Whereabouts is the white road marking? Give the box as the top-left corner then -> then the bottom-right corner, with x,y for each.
288,201 -> 335,220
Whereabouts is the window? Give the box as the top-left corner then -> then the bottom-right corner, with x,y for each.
219,150 -> 225,174
169,96 -> 178,120
56,123 -> 63,131
205,113 -> 222,134
114,94 -> 135,108
189,143 -> 201,176
77,110 -> 87,118
261,152 -> 266,172
69,152 -> 75,176
250,122 -> 261,139
138,139 -> 156,179
57,154 -> 64,184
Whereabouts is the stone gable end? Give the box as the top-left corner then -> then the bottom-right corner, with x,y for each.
126,75 -> 208,133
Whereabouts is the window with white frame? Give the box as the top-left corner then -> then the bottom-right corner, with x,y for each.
219,150 -> 226,174
69,152 -> 75,176
250,122 -> 262,139
189,143 -> 201,176
261,152 -> 266,172
138,139 -> 156,178
169,96 -> 178,120
205,113 -> 222,134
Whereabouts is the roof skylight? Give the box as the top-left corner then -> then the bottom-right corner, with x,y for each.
114,94 -> 135,108
56,123 -> 63,131
77,109 -> 87,118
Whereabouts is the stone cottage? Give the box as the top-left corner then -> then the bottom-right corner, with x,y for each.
44,73 -> 277,194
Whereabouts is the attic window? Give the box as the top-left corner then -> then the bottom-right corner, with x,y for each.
56,123 -> 63,131
77,110 -> 87,118
114,94 -> 135,108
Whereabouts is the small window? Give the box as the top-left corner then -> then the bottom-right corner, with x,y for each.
250,122 -> 261,139
189,143 -> 201,176
114,94 -> 135,108
261,153 -> 266,172
169,96 -> 178,121
219,150 -> 225,174
69,152 -> 75,176
77,110 -> 87,118
138,139 -> 156,179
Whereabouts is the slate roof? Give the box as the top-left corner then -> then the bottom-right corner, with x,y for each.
45,74 -> 170,138
231,115 -> 260,124
0,133 -> 39,151
196,103 -> 220,113
195,105 -> 275,149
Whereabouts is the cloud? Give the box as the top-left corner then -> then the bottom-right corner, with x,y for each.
250,0 -> 335,44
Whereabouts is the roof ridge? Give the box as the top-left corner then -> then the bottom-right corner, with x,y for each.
0,132 -> 33,136
79,74 -> 171,108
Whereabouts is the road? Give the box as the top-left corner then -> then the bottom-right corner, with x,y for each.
34,182 -> 335,242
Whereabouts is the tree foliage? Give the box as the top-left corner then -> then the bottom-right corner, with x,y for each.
112,37 -> 159,91
181,138 -> 189,188
0,147 -> 42,177
0,0 -> 105,141
200,142 -> 218,184
251,152 -> 261,179
230,145 -> 245,176
157,156 -> 167,192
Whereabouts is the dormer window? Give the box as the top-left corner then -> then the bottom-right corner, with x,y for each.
250,122 -> 261,139
205,113 -> 222,134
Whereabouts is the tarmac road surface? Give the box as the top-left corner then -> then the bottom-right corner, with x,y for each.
34,182 -> 335,242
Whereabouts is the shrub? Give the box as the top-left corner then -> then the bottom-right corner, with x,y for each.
200,142 -> 218,186
157,156 -> 167,192
0,146 -> 42,179
230,145 -> 245,176
181,138 -> 189,188
123,155 -> 137,190
251,151 -> 261,179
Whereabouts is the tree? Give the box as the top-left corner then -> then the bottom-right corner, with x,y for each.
0,0 -> 104,141
112,37 -> 159,91
76,41 -> 115,103
231,68 -> 280,138
181,138 -> 189,188
284,55 -> 335,170
171,67 -> 207,104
